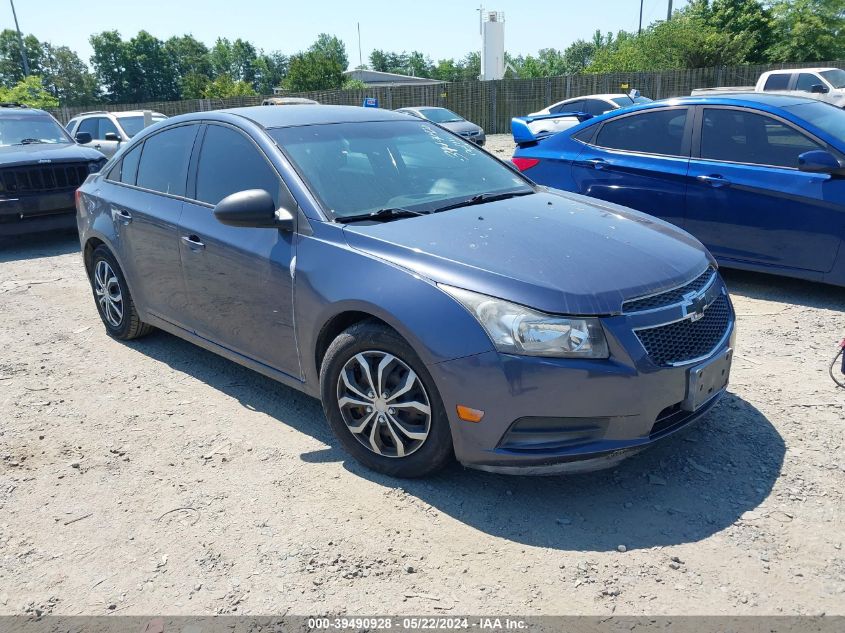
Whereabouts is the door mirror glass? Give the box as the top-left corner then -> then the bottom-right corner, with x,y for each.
213,189 -> 294,230
810,84 -> 830,94
104,132 -> 120,142
798,150 -> 845,175
75,132 -> 92,144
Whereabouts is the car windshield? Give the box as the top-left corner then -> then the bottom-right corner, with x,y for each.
786,101 -> 845,140
418,108 -> 464,123
611,96 -> 653,107
118,115 -> 165,138
820,69 -> 845,89
0,114 -> 70,146
270,120 -> 532,219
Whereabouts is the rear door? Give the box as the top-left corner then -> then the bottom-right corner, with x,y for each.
571,107 -> 692,228
686,106 -> 843,273
178,123 -> 301,379
108,123 -> 199,327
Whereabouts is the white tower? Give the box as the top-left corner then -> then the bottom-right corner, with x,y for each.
480,10 -> 505,81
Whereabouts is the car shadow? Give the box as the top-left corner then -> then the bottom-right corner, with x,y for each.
721,268 -> 845,311
131,329 -> 784,553
0,230 -> 80,263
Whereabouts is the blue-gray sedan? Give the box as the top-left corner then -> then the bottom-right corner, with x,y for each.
76,105 -> 735,477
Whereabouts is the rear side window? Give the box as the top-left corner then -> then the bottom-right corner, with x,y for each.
595,109 -> 688,156
763,73 -> 791,91
136,125 -> 197,196
796,73 -> 822,92
700,108 -> 823,168
550,100 -> 583,114
105,144 -> 143,184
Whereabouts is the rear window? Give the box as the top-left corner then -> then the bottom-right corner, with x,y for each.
763,73 -> 791,91
595,109 -> 688,156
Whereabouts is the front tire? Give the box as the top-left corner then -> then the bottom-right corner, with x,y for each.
320,320 -> 453,478
89,245 -> 152,340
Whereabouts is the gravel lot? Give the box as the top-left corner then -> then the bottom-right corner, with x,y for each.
1,141 -> 844,616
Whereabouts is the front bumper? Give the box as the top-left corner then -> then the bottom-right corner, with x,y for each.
0,190 -> 77,236
430,293 -> 735,473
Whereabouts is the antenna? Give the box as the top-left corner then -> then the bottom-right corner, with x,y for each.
9,0 -> 29,76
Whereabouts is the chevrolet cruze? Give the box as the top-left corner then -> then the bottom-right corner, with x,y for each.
76,105 -> 735,477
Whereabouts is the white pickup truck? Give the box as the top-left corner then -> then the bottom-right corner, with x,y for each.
691,67 -> 845,108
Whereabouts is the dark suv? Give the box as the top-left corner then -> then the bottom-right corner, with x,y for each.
0,103 -> 106,236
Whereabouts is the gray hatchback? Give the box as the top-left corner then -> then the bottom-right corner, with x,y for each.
395,107 -> 486,146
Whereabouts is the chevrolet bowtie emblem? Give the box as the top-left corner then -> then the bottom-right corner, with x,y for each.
681,290 -> 709,322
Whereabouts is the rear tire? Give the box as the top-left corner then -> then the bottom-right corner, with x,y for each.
89,245 -> 152,340
320,320 -> 453,478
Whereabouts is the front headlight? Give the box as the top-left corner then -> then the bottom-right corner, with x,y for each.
89,159 -> 106,173
440,285 -> 609,359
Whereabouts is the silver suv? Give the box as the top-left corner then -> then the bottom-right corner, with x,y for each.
66,110 -> 167,157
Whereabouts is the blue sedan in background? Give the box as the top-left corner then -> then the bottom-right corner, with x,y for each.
512,94 -> 845,287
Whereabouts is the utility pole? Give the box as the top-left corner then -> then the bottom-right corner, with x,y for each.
357,22 -> 363,68
666,0 -> 673,21
639,0 -> 644,34
9,0 -> 30,77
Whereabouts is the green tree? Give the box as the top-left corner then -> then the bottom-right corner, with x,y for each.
40,44 -> 99,105
0,74 -> 58,108
286,34 -> 348,91
202,74 -> 257,98
90,30 -> 131,102
767,0 -> 845,62
127,31 -> 179,101
253,52 -> 288,94
165,34 -> 212,97
0,30 -> 44,87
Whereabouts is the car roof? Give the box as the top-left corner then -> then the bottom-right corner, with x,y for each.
664,92 -> 818,107
762,67 -> 838,75
196,104 -> 411,129
0,105 -> 48,116
398,106 -> 449,112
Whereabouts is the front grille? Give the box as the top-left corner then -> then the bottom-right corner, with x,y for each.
635,294 -> 731,366
623,267 -> 716,313
0,163 -> 89,194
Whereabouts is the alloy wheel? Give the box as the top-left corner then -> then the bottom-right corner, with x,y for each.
93,259 -> 123,328
336,351 -> 432,458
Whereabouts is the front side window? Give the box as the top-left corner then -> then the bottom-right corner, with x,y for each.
77,118 -> 98,139
763,73 -> 791,91
270,120 -> 531,219
796,73 -> 823,92
701,108 -> 823,168
583,99 -> 613,116
135,125 -> 198,196
595,109 -> 688,156
195,125 -> 282,206
99,118 -> 120,139
0,114 -> 72,146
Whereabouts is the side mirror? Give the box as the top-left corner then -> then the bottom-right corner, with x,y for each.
75,132 -> 92,144
104,132 -> 120,142
798,150 -> 845,176
213,189 -> 295,230
810,84 -> 829,94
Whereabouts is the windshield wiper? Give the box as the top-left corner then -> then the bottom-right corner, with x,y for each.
335,207 -> 425,224
16,138 -> 47,145
431,190 -> 534,214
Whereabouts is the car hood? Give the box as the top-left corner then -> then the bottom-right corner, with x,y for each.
438,120 -> 483,135
0,142 -> 105,167
342,190 -> 714,316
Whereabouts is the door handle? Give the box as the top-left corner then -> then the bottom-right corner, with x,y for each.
696,174 -> 731,188
575,158 -> 607,170
181,235 -> 205,250
110,207 -> 132,224
94,144 -> 101,150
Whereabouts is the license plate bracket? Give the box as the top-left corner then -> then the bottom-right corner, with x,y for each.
682,348 -> 732,412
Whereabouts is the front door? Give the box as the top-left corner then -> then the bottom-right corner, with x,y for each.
686,106 -> 844,273
178,123 -> 301,379
571,107 -> 691,229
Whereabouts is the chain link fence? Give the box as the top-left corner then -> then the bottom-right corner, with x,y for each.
49,60 -> 845,134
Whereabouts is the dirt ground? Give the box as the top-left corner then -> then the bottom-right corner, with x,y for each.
1,140 -> 844,616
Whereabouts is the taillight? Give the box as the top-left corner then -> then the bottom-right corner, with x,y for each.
511,157 -> 540,172
74,189 -> 82,210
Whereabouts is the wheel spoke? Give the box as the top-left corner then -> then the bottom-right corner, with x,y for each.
390,400 -> 431,416
387,413 -> 428,441
354,353 -> 377,396
376,353 -> 395,397
383,417 -> 406,457
340,367 -> 371,401
338,395 -> 372,410
347,410 -> 376,434
386,370 -> 416,402
368,417 -> 383,455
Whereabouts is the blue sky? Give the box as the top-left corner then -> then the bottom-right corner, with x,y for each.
10,0 -> 688,67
